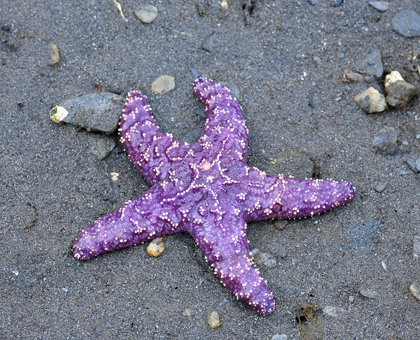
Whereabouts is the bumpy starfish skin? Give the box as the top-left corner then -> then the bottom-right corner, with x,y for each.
73,78 -> 355,315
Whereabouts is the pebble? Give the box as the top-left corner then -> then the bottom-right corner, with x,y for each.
392,10 -> 420,38
61,287 -> 69,293
110,172 -> 119,181
274,220 -> 288,231
190,68 -> 201,79
385,71 -> 420,108
202,32 -> 217,53
182,308 -> 192,316
278,244 -> 287,258
349,296 -> 355,303
342,70 -> 363,82
51,92 -> 125,133
220,0 -> 228,10
406,157 -> 420,173
409,282 -> 420,301
357,49 -> 383,78
331,0 -> 343,7
207,311 -> 221,329
373,127 -> 398,153
254,251 -> 277,268
360,288 -> 376,299
87,135 -> 116,160
151,75 -> 175,94
146,237 -> 165,257
49,43 -> 60,66
413,235 -> 420,258
308,0 -> 322,5
272,335 -> 287,340
133,5 -> 158,24
368,1 -> 389,12
354,87 -> 387,114
374,182 -> 387,193
323,306 -> 345,317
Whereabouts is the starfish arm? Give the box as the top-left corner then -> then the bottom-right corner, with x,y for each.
188,207 -> 275,315
119,91 -> 191,184
72,185 -> 184,261
192,78 -> 248,160
241,168 -> 355,221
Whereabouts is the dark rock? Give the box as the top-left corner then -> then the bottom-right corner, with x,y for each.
53,92 -> 125,133
190,68 -> 201,79
368,1 -> 389,12
406,157 -> 420,173
392,10 -> 420,37
357,49 -> 383,78
202,32 -> 217,53
373,127 -> 398,153
331,0 -> 343,7
87,135 -> 116,160
385,71 -> 420,108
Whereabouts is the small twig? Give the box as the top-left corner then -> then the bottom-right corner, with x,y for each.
113,0 -> 128,22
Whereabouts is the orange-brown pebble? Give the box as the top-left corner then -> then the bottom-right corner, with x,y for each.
146,237 -> 165,257
207,311 -> 221,329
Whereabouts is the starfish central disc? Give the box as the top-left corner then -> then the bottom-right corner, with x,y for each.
72,77 -> 355,315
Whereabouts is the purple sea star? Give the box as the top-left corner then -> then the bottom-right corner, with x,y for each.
73,77 -> 355,315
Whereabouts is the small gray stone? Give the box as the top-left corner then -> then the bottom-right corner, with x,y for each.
349,296 -> 355,303
274,220 -> 288,231
254,252 -> 277,268
88,135 -> 116,160
202,31 -> 217,53
151,75 -> 175,94
190,68 -> 201,79
308,0 -> 322,5
369,1 -> 389,12
323,306 -> 345,317
331,0 -> 343,7
410,282 -> 420,301
278,244 -> 287,258
374,183 -> 387,193
373,127 -> 398,153
54,92 -> 125,133
406,157 -> 420,173
392,10 -> 420,38
272,335 -> 287,340
360,288 -> 376,299
357,49 -> 383,78
413,236 -> 420,258
133,5 -> 158,24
